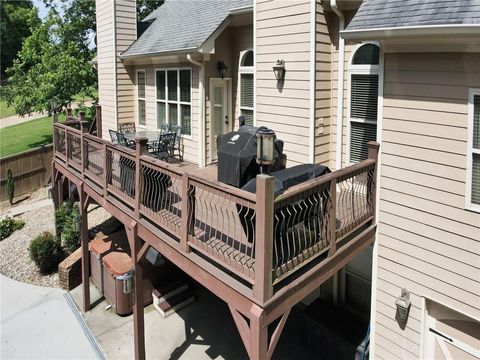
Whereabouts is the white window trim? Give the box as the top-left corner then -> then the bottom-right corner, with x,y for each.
154,67 -> 193,139
346,42 -> 381,165
136,69 -> 146,129
238,49 -> 255,125
465,88 -> 480,212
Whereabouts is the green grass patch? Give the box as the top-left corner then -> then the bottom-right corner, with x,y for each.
0,99 -> 16,119
0,114 -> 65,157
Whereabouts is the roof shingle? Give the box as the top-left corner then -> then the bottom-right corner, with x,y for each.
122,0 -> 252,57
346,0 -> 480,31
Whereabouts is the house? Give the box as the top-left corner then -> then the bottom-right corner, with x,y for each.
51,0 -> 479,359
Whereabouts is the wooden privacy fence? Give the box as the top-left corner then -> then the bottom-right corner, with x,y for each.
53,121 -> 379,303
0,144 -> 53,201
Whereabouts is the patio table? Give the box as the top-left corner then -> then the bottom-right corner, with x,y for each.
123,130 -> 160,143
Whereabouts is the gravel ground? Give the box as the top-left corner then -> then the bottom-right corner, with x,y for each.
0,186 -> 114,288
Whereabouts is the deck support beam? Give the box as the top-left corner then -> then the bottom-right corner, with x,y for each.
79,183 -> 91,312
127,221 -> 146,360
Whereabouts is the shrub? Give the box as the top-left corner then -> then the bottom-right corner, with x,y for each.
0,216 -> 25,240
6,168 -> 14,205
62,204 -> 80,253
55,200 -> 75,236
29,231 -> 64,274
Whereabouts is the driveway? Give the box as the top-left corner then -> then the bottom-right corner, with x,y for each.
0,274 -> 105,359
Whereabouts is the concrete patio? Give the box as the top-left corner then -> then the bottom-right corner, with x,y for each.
70,280 -> 321,360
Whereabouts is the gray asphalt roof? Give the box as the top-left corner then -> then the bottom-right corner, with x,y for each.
122,0 -> 252,57
345,0 -> 480,31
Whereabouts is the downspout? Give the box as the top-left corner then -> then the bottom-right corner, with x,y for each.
331,0 -> 345,170
187,54 -> 205,167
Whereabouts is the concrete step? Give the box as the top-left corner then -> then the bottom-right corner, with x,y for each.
153,288 -> 194,318
152,278 -> 189,303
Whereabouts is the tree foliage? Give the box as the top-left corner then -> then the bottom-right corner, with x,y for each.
3,10 -> 97,115
0,0 -> 40,80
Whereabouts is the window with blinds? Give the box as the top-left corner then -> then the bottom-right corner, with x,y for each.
239,50 -> 254,126
155,68 -> 192,135
467,91 -> 480,210
137,70 -> 146,126
348,43 -> 380,164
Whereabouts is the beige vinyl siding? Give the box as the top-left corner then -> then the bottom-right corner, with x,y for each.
255,0 -> 312,166
115,1 -> 136,126
132,64 -> 200,164
314,1 -> 332,165
96,0 -> 116,139
374,52 -> 480,360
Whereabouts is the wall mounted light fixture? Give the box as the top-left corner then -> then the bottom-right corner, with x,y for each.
273,59 -> 286,81
395,288 -> 411,322
217,61 -> 228,79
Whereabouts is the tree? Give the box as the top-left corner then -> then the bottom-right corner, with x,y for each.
3,11 -> 97,115
0,1 -> 40,80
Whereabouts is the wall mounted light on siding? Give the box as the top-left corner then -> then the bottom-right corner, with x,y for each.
395,288 -> 411,323
273,59 -> 285,81
217,61 -> 228,79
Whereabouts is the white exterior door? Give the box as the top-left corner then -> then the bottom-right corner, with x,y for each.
210,78 -> 231,162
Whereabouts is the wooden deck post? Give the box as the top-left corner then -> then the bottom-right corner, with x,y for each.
367,141 -> 380,223
79,183 -> 90,312
250,305 -> 268,360
253,174 -> 275,303
180,175 -> 193,253
95,105 -> 102,139
134,137 -> 148,219
126,221 -> 146,360
328,179 -> 337,257
80,117 -> 87,178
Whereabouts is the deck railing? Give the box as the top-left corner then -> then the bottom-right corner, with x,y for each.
53,122 -> 378,304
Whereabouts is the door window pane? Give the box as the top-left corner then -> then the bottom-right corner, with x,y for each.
180,70 -> 191,102
138,100 -> 146,125
169,103 -> 178,126
157,102 -> 166,127
156,71 -> 165,100
167,71 -> 177,101
180,104 -> 191,135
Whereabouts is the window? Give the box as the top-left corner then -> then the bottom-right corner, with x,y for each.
466,89 -> 480,211
137,70 -> 146,126
239,50 -> 254,126
348,44 -> 380,163
155,68 -> 192,135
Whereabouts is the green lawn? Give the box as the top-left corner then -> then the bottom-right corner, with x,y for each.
0,99 -> 16,119
0,114 -> 65,157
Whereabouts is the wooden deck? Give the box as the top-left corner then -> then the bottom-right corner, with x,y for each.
51,120 -> 378,360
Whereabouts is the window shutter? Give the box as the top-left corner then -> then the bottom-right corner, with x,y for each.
473,95 -> 479,149
351,74 -> 378,121
472,95 -> 480,205
240,74 -> 254,108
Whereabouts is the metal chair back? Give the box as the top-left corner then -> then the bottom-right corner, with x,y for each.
118,122 -> 136,134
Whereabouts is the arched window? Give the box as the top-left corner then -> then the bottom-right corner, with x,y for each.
239,50 -> 254,126
348,43 -> 380,163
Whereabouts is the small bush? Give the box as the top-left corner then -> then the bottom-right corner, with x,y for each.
55,201 -> 74,235
6,168 -> 14,205
29,231 -> 64,274
62,204 -> 80,253
0,216 -> 25,240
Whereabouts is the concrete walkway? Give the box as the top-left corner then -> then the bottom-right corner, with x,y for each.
1,275 -> 105,359
1,199 -> 53,218
0,112 -> 46,129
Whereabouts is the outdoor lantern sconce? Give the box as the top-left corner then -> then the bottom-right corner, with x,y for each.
118,270 -> 135,294
273,59 -> 285,81
217,61 -> 228,79
395,288 -> 411,322
256,128 -> 276,173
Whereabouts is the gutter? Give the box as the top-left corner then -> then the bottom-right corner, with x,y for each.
187,54 -> 206,167
331,0 -> 345,170
229,5 -> 253,16
341,24 -> 480,40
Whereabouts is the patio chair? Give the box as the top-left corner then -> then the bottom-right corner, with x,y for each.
148,132 -> 176,162
118,122 -> 136,134
170,125 -> 183,160
159,123 -> 170,134
110,129 -> 135,148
